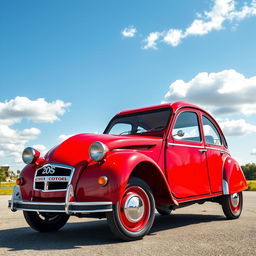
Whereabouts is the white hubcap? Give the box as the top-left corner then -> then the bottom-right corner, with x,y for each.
230,193 -> 239,207
124,195 -> 144,223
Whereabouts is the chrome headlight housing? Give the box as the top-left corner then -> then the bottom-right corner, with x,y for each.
89,142 -> 108,161
22,147 -> 40,164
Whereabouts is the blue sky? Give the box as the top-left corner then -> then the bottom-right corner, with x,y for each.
1,0 -> 256,171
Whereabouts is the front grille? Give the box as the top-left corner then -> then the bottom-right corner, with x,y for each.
34,164 -> 74,192
35,182 -> 44,190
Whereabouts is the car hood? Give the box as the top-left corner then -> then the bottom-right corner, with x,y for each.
45,133 -> 162,166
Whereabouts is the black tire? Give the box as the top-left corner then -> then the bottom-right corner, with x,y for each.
23,211 -> 70,232
221,192 -> 243,220
106,177 -> 155,241
156,208 -> 172,216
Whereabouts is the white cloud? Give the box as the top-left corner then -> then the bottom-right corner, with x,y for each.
251,148 -> 256,155
219,119 -> 256,136
0,97 -> 71,169
0,96 -> 71,124
143,0 -> 256,49
162,69 -> 256,116
143,32 -> 161,49
58,134 -> 75,141
121,26 -> 137,38
0,151 -> 5,157
163,29 -> 183,47
0,124 -> 41,164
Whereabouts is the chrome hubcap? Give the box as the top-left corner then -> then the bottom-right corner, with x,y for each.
124,195 -> 144,223
230,193 -> 239,207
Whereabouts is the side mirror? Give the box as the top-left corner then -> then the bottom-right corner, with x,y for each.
173,130 -> 185,137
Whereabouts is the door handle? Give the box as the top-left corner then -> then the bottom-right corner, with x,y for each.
199,149 -> 207,153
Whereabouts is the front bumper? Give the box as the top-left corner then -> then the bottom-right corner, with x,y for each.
8,185 -> 113,215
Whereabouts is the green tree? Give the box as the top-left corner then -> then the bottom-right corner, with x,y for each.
241,163 -> 256,180
0,167 -> 7,182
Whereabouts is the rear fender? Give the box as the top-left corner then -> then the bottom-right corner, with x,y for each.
222,156 -> 247,194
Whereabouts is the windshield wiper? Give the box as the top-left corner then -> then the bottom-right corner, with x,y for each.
144,126 -> 165,133
119,126 -> 164,135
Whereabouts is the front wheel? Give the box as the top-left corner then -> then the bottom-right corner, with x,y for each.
106,177 -> 155,241
23,211 -> 70,232
156,208 -> 172,216
221,192 -> 243,219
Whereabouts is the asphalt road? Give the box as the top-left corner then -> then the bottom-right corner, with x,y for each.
0,192 -> 255,256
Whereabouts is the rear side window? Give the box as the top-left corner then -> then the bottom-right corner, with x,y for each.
202,116 -> 222,146
172,111 -> 201,143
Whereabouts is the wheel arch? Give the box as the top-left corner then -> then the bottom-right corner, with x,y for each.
130,161 -> 177,206
222,156 -> 247,195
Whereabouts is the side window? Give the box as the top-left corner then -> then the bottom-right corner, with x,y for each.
202,116 -> 222,146
172,111 -> 201,143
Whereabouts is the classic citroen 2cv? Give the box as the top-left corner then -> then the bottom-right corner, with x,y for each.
9,102 -> 247,241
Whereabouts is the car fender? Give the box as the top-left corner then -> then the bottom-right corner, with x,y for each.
75,151 -> 177,205
222,156 -> 247,195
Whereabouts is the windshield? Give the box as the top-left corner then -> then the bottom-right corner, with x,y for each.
104,108 -> 172,136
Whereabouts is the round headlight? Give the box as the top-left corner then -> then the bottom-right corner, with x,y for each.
89,142 -> 108,161
22,147 -> 40,164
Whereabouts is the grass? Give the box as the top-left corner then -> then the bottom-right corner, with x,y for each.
0,182 -> 15,187
0,189 -> 13,195
247,180 -> 256,191
0,182 -> 15,195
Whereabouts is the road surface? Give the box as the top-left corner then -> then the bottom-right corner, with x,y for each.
0,192 -> 255,256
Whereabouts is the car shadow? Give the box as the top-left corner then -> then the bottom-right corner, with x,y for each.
0,213 -> 226,251
151,213 -> 225,234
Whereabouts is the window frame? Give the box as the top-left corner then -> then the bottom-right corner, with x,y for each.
202,115 -> 223,147
104,107 -> 172,137
170,110 -> 203,144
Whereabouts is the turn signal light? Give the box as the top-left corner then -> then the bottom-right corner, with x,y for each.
16,177 -> 24,186
98,176 -> 108,186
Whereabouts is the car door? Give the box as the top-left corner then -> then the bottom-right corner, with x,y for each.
202,115 -> 226,193
166,109 -> 211,198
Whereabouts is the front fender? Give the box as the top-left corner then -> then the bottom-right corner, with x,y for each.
75,151 -> 177,205
222,156 -> 247,194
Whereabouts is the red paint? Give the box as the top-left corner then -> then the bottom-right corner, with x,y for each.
223,157 -> 247,194
18,102 -> 247,209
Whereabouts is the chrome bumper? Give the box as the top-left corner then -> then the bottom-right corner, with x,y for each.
8,185 -> 113,215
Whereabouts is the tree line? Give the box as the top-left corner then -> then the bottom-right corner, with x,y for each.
0,167 -> 20,182
241,163 -> 256,180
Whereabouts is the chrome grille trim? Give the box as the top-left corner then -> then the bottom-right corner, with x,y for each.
33,163 -> 75,192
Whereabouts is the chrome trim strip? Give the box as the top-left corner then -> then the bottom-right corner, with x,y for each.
19,201 -> 65,206
65,184 -> 74,215
12,208 -> 66,213
8,200 -> 113,213
71,202 -> 113,206
205,146 -> 229,154
10,186 -> 22,211
168,143 -> 230,154
223,179 -> 229,195
168,142 -> 204,149
33,163 -> 75,192
9,207 -> 113,213
67,209 -> 113,213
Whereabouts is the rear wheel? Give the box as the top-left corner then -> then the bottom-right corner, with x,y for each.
106,177 -> 155,241
23,211 -> 70,232
221,192 -> 243,219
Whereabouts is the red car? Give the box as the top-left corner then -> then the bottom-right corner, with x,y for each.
9,102 -> 247,241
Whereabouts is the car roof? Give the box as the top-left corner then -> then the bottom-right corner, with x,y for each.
117,101 -> 205,116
